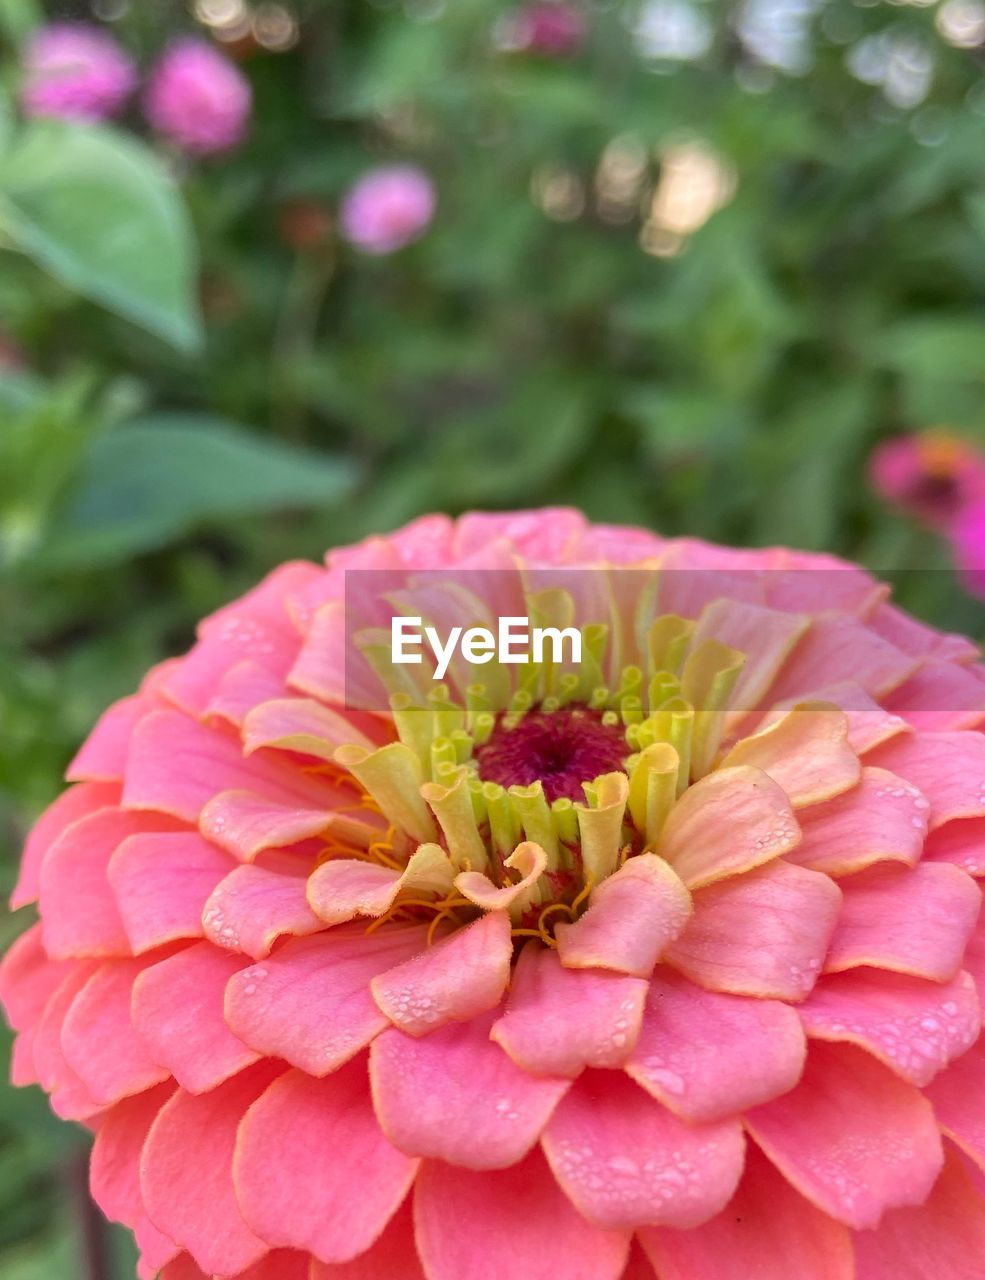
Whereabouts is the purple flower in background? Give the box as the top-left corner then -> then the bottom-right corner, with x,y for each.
145,38 -> 251,155
21,23 -> 137,123
339,166 -> 436,255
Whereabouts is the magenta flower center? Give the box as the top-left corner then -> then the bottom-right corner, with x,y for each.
475,706 -> 628,802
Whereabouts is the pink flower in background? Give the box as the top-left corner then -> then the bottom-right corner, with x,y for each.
953,500 -> 985,598
497,2 -> 588,57
339,165 -> 436,254
870,431 -> 985,532
21,23 -> 137,123
145,38 -> 251,155
4,508 -> 985,1279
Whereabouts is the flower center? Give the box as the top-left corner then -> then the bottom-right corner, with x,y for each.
475,706 -> 628,803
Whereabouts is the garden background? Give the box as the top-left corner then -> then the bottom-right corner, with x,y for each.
2,0 -> 985,1274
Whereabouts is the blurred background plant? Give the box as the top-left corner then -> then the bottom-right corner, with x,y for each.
2,0 -> 985,1273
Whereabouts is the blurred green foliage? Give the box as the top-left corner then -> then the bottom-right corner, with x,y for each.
3,0 -> 985,1273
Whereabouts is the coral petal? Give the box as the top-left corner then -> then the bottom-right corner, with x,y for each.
109,832 -> 234,954
11,781 -> 121,909
370,1010 -> 568,1169
225,924 -> 426,1076
639,1141 -> 853,1280
926,1037 -> 985,1168
657,767 -> 800,889
491,943 -> 648,1077
202,862 -> 322,959
867,731 -> 985,828
799,969 -> 980,1087
542,1070 -> 745,1231
665,861 -> 841,1001
767,613 -> 917,704
923,817 -> 985,876
370,912 -> 512,1035
63,957 -> 173,1105
555,853 -> 691,978
824,863 -> 981,981
720,704 -> 860,807
0,923 -> 71,1030
853,1146 -> 985,1280
141,1062 -> 282,1275
788,767 -> 928,876
234,1060 -> 418,1264
746,1042 -> 943,1228
414,1148 -> 630,1280
307,843 -> 455,926
309,1199 -> 424,1280
132,943 -> 260,1092
91,1083 -> 179,1267
625,969 -> 806,1123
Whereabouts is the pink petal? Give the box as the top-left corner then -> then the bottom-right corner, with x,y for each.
824,863 -> 981,981
307,844 -> 455,926
199,789 -> 335,861
767,613 -> 917,704
923,818 -> 985,876
310,1199 -> 424,1280
455,841 -> 548,912
853,1145 -> 985,1280
0,922 -> 71,1030
205,658 -> 289,728
11,781 -> 120,909
62,956 -> 173,1105
242,696 -> 372,757
67,694 -> 152,782
884,661 -> 985,732
925,1037 -> 985,1167
370,1010 -> 569,1169
370,912 -> 512,1036
870,599 -> 980,665
90,1082 -> 179,1268
141,1062 -> 283,1275
799,969 -> 980,1087
657,767 -> 800,889
202,862 -> 321,959
788,767 -> 928,876
763,680 -> 910,755
233,1060 -> 418,1264
542,1069 -> 744,1230
745,1042 -> 943,1228
40,808 -> 182,959
555,853 -> 691,978
625,968 -> 806,1123
414,1148 -> 630,1280
108,832 -> 234,954
639,1141 -> 853,1280
720,705 -> 860,807
689,599 -> 809,711
665,861 -> 841,1001
224,924 -> 426,1076
132,943 -> 260,1092
32,964 -> 102,1121
491,943 -> 648,1077
123,709 -> 338,822
867,731 -> 985,828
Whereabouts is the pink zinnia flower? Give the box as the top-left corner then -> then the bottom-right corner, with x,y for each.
953,499 -> 985,599
145,38 -> 251,156
5,508 -> 985,1279
339,166 -> 436,255
870,430 -> 985,532
21,23 -> 137,123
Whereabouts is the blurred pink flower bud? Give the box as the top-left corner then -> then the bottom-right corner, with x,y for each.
339,165 -> 436,255
497,3 -> 587,57
145,38 -> 251,156
21,23 -> 137,123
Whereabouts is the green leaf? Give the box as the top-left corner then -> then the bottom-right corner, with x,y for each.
39,415 -> 361,568
0,122 -> 201,351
